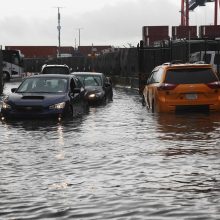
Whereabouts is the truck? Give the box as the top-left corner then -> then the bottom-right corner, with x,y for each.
2,49 -> 24,81
190,50 -> 220,74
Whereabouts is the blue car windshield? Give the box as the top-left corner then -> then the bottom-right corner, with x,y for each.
77,75 -> 102,86
17,78 -> 68,93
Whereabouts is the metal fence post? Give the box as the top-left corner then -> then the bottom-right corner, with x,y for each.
138,40 -> 145,94
0,49 -> 3,94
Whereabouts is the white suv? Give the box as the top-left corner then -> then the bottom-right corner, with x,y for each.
41,64 -> 71,75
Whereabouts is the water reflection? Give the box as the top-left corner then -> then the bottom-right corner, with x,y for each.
155,112 -> 220,160
1,116 -> 84,132
155,112 -> 220,140
1,85 -> 220,219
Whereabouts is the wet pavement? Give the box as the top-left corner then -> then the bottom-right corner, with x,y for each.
0,81 -> 220,219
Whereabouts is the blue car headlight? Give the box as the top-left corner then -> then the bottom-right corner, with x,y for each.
2,101 -> 12,109
88,93 -> 96,98
49,102 -> 66,110
88,92 -> 102,98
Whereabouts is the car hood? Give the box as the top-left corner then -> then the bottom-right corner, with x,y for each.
7,93 -> 68,107
85,86 -> 104,93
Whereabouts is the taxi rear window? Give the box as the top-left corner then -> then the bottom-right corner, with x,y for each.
165,68 -> 218,84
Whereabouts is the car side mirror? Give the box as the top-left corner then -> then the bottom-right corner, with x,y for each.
146,79 -> 151,85
11,88 -> 17,93
106,77 -> 112,83
73,88 -> 81,93
104,82 -> 111,87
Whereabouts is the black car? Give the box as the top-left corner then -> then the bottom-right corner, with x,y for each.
1,74 -> 88,120
71,72 -> 113,105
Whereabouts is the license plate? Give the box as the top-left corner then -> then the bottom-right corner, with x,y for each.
185,93 -> 197,100
25,107 -> 33,110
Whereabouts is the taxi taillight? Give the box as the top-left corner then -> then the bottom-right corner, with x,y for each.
206,81 -> 220,89
157,83 -> 178,91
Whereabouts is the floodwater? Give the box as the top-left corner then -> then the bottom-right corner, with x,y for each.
0,81 -> 220,220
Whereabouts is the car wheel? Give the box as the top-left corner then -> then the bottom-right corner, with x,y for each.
66,105 -> 73,117
109,95 -> 113,101
84,101 -> 89,112
102,96 -> 107,104
0,78 -> 4,90
3,72 -> 10,82
142,95 -> 146,106
152,99 -> 155,112
152,99 -> 158,113
109,91 -> 113,101
146,92 -> 151,109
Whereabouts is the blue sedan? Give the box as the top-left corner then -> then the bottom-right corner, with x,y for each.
1,74 -> 88,120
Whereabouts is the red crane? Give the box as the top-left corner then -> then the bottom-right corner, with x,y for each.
181,0 -> 220,26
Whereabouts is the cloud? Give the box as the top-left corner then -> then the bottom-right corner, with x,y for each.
63,0 -> 180,46
0,16 -> 57,46
63,0 -> 179,47
0,0 -> 215,47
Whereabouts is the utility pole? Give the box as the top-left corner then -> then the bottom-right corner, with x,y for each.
214,0 -> 218,25
54,7 -> 62,57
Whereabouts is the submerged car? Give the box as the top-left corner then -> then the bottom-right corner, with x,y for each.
71,72 -> 113,105
1,74 -> 87,120
142,62 -> 220,113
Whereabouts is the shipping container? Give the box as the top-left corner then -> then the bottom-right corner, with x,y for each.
5,46 -> 75,59
143,26 -> 169,37
199,25 -> 220,39
142,26 -> 169,46
172,26 -> 197,39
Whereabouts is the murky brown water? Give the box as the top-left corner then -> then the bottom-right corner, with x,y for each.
0,81 -> 220,219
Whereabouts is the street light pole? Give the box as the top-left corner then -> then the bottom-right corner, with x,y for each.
79,28 -> 81,46
75,28 -> 83,47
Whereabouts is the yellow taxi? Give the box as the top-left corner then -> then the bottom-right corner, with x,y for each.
142,62 -> 220,113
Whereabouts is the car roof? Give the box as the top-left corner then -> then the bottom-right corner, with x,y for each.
42,64 -> 69,68
25,74 -> 74,79
153,63 -> 213,72
72,72 -> 104,76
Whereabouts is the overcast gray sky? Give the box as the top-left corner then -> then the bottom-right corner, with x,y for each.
0,0 -> 216,48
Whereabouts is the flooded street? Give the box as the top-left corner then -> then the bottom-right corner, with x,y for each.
0,81 -> 220,219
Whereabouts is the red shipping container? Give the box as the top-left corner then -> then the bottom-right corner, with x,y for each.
5,46 -> 75,58
199,25 -> 220,38
143,26 -> 169,37
142,26 -> 169,46
172,26 -> 197,39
